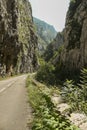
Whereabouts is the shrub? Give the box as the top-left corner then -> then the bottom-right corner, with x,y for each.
61,68 -> 87,113
36,63 -> 55,85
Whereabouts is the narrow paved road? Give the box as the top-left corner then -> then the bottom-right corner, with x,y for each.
0,75 -> 32,130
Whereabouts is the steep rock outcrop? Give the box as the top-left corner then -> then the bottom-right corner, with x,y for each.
56,0 -> 87,79
0,0 -> 38,74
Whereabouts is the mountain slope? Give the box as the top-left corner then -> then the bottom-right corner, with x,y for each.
33,17 -> 57,52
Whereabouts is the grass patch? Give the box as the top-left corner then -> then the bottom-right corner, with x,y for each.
27,75 -> 80,130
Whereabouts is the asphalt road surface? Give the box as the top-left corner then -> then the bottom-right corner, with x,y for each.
0,75 -> 32,130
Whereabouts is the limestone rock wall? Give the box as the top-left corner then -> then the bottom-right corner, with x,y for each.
0,0 -> 38,74
59,0 -> 87,76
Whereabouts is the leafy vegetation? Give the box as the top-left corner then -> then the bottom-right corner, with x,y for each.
36,63 -> 55,85
61,68 -> 87,114
27,75 -> 79,130
36,45 -> 65,86
36,59 -> 68,85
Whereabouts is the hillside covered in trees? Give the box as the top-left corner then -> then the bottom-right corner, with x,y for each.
33,17 -> 57,53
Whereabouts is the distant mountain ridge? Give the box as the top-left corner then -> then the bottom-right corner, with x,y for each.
33,17 -> 57,53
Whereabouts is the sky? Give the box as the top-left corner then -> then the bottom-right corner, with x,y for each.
29,0 -> 70,32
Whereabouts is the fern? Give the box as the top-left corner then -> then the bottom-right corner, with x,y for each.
62,68 -> 87,113
79,68 -> 87,101
79,68 -> 87,87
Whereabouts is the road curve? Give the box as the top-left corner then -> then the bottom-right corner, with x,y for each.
0,75 -> 32,130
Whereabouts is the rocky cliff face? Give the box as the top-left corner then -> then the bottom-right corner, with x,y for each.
57,0 -> 87,79
0,0 -> 38,74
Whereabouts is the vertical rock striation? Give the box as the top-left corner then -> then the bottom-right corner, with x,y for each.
57,0 -> 87,79
0,0 -> 38,74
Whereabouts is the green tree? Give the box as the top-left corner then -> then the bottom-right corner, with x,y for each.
36,63 -> 55,85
